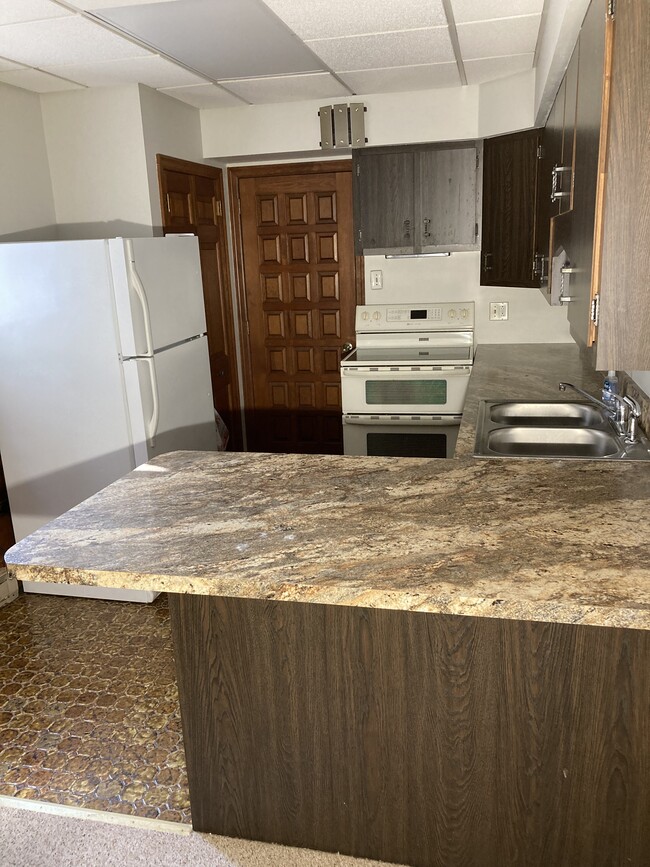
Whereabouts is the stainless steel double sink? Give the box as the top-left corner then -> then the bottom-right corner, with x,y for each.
474,400 -> 650,461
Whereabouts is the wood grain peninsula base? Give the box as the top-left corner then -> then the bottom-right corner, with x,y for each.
168,594 -> 649,867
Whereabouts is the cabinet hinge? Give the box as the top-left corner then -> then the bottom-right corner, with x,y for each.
537,144 -> 544,159
590,294 -> 600,326
476,152 -> 480,170
215,199 -> 222,217
356,163 -> 360,177
607,0 -> 615,19
358,229 -> 362,243
474,222 -> 479,240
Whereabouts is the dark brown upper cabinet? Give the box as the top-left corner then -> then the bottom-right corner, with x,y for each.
480,128 -> 542,289
354,142 -> 481,255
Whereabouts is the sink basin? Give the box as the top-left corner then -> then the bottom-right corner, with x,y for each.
489,401 -> 605,427
473,399 -> 650,461
486,426 -> 620,458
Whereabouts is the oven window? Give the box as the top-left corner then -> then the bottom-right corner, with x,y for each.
367,432 -> 448,458
365,379 -> 447,405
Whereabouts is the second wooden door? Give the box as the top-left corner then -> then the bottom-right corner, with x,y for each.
236,166 -> 357,454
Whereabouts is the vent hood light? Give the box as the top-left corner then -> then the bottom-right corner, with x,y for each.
384,252 -> 452,259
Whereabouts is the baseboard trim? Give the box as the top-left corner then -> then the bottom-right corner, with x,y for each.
0,794 -> 192,835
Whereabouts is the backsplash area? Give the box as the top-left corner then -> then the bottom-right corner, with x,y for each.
363,252 -> 573,345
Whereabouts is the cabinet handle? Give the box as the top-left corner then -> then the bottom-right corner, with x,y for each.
559,295 -> 576,304
551,164 -> 572,202
423,218 -> 431,240
483,252 -> 493,271
403,218 -> 411,240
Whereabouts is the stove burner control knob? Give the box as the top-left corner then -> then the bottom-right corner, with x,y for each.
448,309 -> 457,319
461,308 -> 469,319
372,311 -> 381,320
362,311 -> 370,321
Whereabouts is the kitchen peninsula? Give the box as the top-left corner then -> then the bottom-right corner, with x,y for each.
6,347 -> 650,867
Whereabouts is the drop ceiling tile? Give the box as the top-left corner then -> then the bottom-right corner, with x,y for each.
45,55 -> 206,89
220,72 -> 349,104
94,0 -> 326,79
456,15 -> 541,60
0,1 -> 73,26
464,53 -> 534,84
0,67 -> 84,93
340,63 -> 460,95
158,83 -> 244,110
262,0 -> 447,41
450,0 -> 544,24
0,16 -> 151,68
308,28 -> 455,73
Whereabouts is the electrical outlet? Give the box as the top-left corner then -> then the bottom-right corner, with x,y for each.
489,301 -> 509,321
370,269 -> 383,290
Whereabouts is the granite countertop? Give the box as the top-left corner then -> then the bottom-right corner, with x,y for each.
6,343 -> 650,631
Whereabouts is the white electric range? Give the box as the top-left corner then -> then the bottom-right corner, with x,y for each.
341,302 -> 475,458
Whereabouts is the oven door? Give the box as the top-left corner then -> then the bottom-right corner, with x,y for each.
341,366 -> 470,415
343,414 -> 460,459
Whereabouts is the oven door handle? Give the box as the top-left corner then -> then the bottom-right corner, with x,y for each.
340,367 -> 472,377
343,415 -> 462,426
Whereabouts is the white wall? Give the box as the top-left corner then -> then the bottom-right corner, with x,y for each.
0,83 -> 56,241
138,85 -> 204,231
202,75 -> 540,161
478,71 -> 536,139
363,253 -> 573,345
40,86 -> 153,239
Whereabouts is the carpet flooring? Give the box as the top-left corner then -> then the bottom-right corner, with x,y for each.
0,800 -> 408,867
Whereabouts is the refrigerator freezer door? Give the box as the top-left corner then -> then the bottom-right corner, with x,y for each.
0,240 -> 136,542
124,335 -> 218,463
109,236 -> 207,356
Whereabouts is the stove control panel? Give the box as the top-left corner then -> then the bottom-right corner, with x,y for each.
356,303 -> 474,331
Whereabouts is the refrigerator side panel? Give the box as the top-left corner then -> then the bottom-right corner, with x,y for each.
0,240 -> 136,542
131,336 -> 218,461
110,236 -> 207,354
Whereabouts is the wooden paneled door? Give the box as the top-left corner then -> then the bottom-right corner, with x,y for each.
157,155 -> 241,449
231,162 -> 360,455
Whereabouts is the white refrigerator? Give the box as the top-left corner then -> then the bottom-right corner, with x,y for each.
0,236 -> 219,602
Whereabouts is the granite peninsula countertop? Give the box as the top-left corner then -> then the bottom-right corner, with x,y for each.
5,343 -> 650,631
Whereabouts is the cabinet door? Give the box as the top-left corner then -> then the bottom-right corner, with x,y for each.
418,145 -> 479,251
558,44 -> 580,214
480,130 -> 541,288
356,151 -> 415,253
565,0 -> 607,349
537,78 -> 565,298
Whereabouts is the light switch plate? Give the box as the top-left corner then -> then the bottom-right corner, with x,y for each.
489,301 -> 509,321
370,269 -> 383,290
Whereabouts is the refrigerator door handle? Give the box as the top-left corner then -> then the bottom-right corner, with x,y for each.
142,356 -> 160,446
125,239 -> 155,357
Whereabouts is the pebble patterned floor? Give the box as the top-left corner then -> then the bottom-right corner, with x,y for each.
0,593 -> 191,823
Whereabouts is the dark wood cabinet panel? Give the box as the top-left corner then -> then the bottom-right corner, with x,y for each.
355,150 -> 415,253
559,44 -> 580,214
480,129 -> 541,288
419,144 -> 480,250
171,592 -> 650,867
565,0 -> 607,347
354,142 -> 481,255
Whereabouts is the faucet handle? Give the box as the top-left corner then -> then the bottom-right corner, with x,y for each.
623,395 -> 641,417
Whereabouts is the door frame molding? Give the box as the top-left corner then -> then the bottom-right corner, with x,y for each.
228,160 -> 364,433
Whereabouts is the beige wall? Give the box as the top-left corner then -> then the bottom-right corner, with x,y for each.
363,253 -> 573,346
201,74 -> 537,161
40,85 -> 153,239
138,85 -> 205,231
0,83 -> 56,241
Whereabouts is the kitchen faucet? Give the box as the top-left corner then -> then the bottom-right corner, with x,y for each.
559,382 -> 641,443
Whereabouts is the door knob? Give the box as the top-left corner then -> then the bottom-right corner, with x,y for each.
342,342 -> 353,357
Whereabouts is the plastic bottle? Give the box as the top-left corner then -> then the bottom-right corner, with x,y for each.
601,370 -> 619,409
